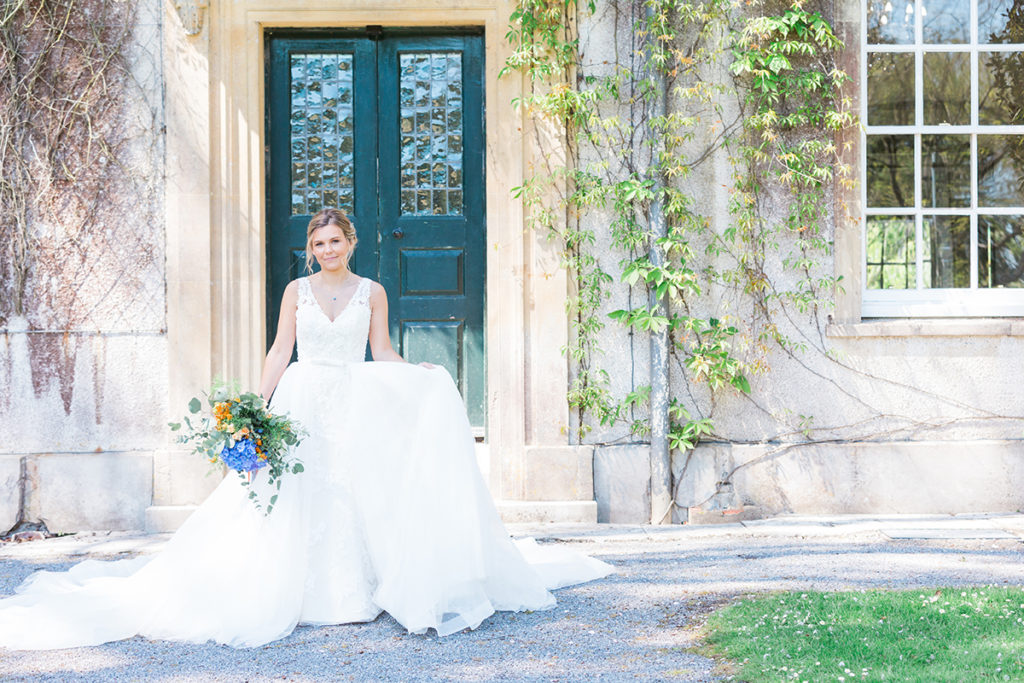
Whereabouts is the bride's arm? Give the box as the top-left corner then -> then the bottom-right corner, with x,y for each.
258,281 -> 298,399
367,281 -> 406,363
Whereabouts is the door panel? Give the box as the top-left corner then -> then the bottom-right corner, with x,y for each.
266,30 -> 485,431
378,36 -> 485,427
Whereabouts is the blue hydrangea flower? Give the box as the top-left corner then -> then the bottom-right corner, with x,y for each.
220,438 -> 265,472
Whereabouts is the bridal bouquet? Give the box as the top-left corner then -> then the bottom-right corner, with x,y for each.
169,381 -> 305,514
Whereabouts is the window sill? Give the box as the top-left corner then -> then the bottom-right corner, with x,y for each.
826,318 -> 1024,338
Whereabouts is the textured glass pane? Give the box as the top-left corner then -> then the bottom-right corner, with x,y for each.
867,135 -> 914,207
979,135 -> 1024,206
306,189 -> 323,214
922,135 -> 970,208
979,51 -> 1024,124
866,216 -> 917,289
432,190 -> 448,215
923,215 -> 970,287
338,190 -> 354,214
922,0 -> 969,43
867,0 -> 915,44
322,163 -> 337,186
289,53 -> 355,216
868,53 -> 916,125
924,52 -> 970,125
307,136 -> 322,162
980,0 -> 1024,43
307,164 -> 321,189
448,190 -> 463,213
401,190 -> 416,213
978,215 -> 1024,287
399,51 -> 464,216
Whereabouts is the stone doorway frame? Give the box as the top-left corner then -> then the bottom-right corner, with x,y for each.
161,1 -> 595,524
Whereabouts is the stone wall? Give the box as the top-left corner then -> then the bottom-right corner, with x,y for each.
574,4 -> 1024,522
0,0 -> 166,533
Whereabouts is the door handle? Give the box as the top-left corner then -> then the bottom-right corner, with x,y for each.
392,227 -> 405,239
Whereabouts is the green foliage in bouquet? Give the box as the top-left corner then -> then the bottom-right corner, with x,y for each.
169,380 -> 305,514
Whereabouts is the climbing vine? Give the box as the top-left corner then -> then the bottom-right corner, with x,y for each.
504,0 -> 853,449
0,0 -> 161,329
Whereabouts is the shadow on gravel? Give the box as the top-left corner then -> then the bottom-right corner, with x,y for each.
2,535 -> 1022,682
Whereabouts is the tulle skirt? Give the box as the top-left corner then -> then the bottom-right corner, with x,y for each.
0,360 -> 613,650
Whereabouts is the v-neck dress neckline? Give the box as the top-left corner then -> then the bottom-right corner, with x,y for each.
306,275 -> 365,323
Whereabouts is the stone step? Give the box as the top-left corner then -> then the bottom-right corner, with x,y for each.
145,499 -> 598,532
144,505 -> 197,533
494,500 -> 598,524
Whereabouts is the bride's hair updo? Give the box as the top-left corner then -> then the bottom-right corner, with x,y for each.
305,208 -> 357,273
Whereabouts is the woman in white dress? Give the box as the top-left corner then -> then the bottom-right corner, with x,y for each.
0,208 -> 613,650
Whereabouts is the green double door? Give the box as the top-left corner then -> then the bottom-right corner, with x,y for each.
266,29 -> 485,430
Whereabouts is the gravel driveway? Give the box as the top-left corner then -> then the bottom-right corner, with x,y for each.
2,514 -> 1023,682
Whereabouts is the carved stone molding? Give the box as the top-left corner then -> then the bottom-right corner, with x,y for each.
174,0 -> 208,36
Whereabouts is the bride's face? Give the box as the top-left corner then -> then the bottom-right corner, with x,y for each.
310,224 -> 353,272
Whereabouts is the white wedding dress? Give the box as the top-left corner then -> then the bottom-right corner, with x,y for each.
0,276 -> 613,650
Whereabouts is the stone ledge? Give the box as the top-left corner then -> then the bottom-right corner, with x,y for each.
495,500 -> 598,524
826,318 -> 1024,338
144,501 -> 598,532
145,505 -> 196,533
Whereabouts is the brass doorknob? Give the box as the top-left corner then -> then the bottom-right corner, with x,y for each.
392,227 -> 405,239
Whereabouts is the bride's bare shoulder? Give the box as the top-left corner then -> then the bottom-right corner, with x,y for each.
361,276 -> 385,294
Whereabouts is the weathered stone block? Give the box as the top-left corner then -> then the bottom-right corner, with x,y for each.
594,444 -> 650,523
33,452 -> 153,532
0,455 -> 21,533
524,446 -> 594,501
671,442 -> 733,509
730,440 -> 1024,515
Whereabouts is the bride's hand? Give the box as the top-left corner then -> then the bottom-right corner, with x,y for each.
418,362 -> 436,369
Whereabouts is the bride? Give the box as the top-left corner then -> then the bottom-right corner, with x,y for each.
0,208 -> 613,650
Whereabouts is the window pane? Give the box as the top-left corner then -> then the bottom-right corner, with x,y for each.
978,135 -> 1024,206
867,135 -> 914,207
979,51 -> 1024,125
868,53 -> 916,125
290,53 -> 355,216
867,0 -> 916,44
923,215 -> 971,287
922,134 -> 970,208
978,215 -> 1024,287
867,216 -> 917,289
922,0 -> 969,43
979,0 -> 1024,43
399,52 -> 464,216
923,52 -> 970,125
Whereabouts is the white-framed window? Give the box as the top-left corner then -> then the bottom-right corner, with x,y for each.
863,0 -> 1024,317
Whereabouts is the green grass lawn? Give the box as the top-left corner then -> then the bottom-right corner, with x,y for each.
703,588 -> 1024,682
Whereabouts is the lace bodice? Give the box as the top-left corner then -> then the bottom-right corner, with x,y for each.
295,276 -> 372,363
